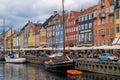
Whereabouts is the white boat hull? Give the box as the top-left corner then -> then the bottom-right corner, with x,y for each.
5,57 -> 26,63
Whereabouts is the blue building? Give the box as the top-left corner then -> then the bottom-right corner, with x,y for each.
54,24 -> 63,48
54,15 -> 64,53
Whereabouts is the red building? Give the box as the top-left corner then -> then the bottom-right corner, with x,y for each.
65,11 -> 81,47
94,0 -> 115,46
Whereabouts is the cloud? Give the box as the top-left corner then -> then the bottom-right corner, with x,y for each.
0,0 -> 98,32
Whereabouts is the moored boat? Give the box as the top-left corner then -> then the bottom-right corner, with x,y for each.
44,54 -> 75,72
5,53 -> 26,63
44,60 -> 75,72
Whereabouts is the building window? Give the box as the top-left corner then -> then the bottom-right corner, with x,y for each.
102,19 -> 104,24
106,7 -> 109,13
85,15 -> 87,20
81,34 -> 84,41
98,30 -> 101,35
84,16 -> 85,21
110,5 -> 114,13
116,24 -> 119,33
89,13 -> 92,19
110,28 -> 114,34
85,24 -> 88,29
94,11 -> 96,17
89,32 -> 92,41
82,24 -> 84,30
106,18 -> 109,23
89,23 -> 92,29
106,29 -> 109,35
87,14 -> 89,20
85,33 -> 89,41
98,19 -> 101,25
82,16 -> 84,21
116,10 -> 119,19
101,29 -> 105,35
110,16 -> 114,22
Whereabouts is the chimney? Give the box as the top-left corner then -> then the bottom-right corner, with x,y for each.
28,20 -> 31,23
53,11 -> 57,15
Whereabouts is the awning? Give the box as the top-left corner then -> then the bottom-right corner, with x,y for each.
112,37 -> 119,45
117,38 -> 120,45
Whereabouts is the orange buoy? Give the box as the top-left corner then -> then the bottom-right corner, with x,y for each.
67,70 -> 82,76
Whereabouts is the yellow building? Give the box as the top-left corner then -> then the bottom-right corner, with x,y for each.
115,2 -> 120,37
7,32 -> 18,49
113,0 -> 120,45
7,35 -> 13,49
28,27 -> 36,47
19,33 -> 24,48
5,28 -> 15,49
39,27 -> 46,48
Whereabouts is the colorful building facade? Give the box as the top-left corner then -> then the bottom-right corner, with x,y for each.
13,32 -> 19,49
39,26 -> 46,48
23,21 -> 35,48
4,28 -> 15,49
65,11 -> 80,47
113,0 -> 120,45
19,33 -> 24,48
28,26 -> 35,48
78,6 -> 96,46
54,15 -> 63,48
94,0 -> 115,46
45,12 -> 58,48
35,24 -> 41,48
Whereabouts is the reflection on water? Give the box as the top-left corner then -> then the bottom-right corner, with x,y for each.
0,63 -> 119,80
82,71 -> 120,80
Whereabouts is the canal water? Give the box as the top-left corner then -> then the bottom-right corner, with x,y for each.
0,63 -> 120,80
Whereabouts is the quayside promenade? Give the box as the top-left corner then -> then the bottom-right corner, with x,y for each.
76,58 -> 120,76
20,49 -> 120,76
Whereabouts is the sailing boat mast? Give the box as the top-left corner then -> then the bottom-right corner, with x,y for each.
10,27 -> 12,52
52,22 -> 54,54
3,19 -> 5,54
62,0 -> 65,55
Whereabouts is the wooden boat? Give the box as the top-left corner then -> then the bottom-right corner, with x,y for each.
44,54 -> 75,72
5,53 -> 26,63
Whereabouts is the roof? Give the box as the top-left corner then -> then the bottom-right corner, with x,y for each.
53,14 -> 68,23
80,5 -> 97,15
70,11 -> 81,19
42,14 -> 58,28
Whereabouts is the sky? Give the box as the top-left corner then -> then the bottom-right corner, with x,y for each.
0,0 -> 98,32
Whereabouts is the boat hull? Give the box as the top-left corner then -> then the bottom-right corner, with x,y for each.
44,61 -> 75,73
5,57 -> 26,63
